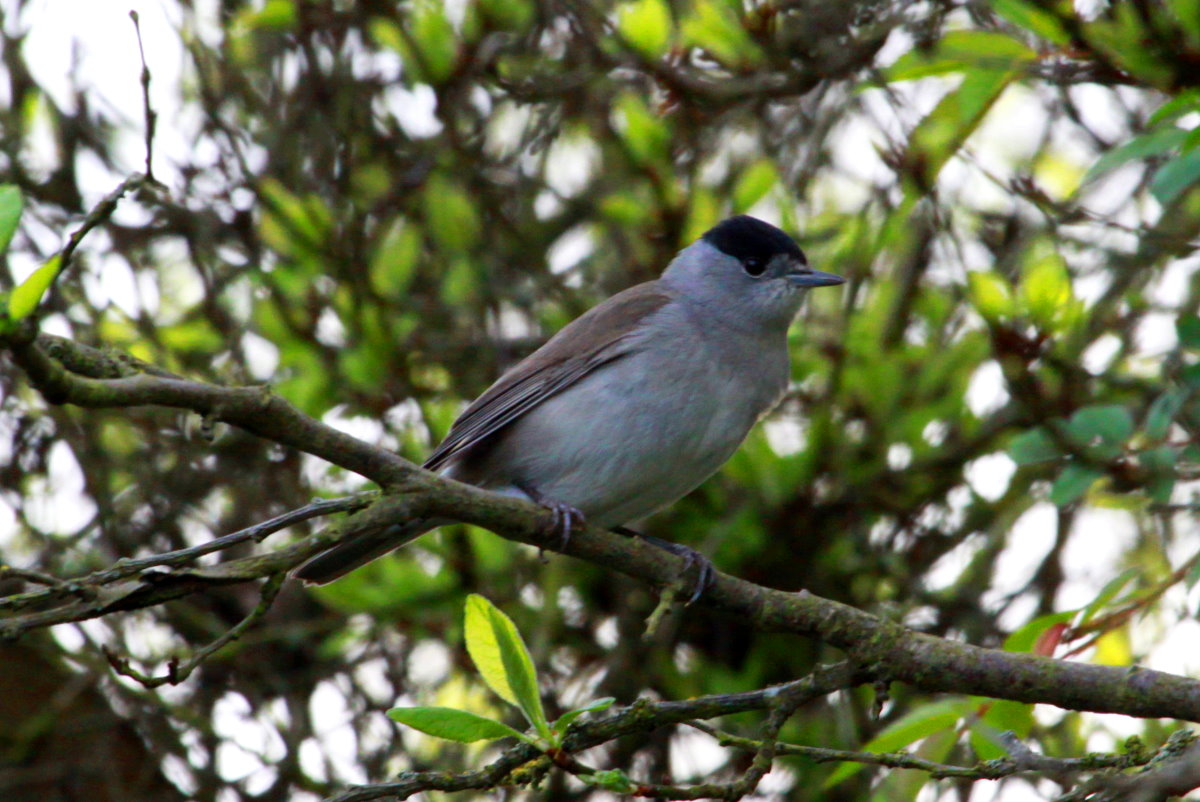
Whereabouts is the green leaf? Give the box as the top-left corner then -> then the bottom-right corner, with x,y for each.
1138,446 -> 1177,502
8,254 -> 62,322
1168,0 -> 1200,45
824,698 -> 973,787
1020,251 -> 1073,330
1077,568 -> 1139,626
478,0 -> 534,31
967,271 -> 1015,320
1186,555 -> 1200,591
732,160 -> 778,213
680,0 -> 762,67
618,0 -> 673,58
464,594 -> 549,738
614,93 -> 670,165
1083,127 -> 1189,184
1149,90 -> 1200,127
258,178 -> 332,258
885,30 -> 1035,82
412,3 -> 458,84
369,218 -> 422,297
964,715 -> 1012,763
1049,463 -> 1103,506
587,769 -> 636,794
251,0 -> 296,29
991,0 -> 1072,45
423,175 -> 480,253
0,184 -> 23,255
1008,428 -> 1061,465
1146,388 -> 1188,440
904,67 -> 1016,190
387,706 -> 528,743
1151,147 -> 1200,206
1003,610 -> 1077,653
552,697 -> 616,734
1177,314 -> 1200,349
1067,405 -> 1133,448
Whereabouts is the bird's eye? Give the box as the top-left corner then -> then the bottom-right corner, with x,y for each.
743,257 -> 766,277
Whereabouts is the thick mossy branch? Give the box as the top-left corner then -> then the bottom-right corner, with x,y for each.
4,333 -> 1200,724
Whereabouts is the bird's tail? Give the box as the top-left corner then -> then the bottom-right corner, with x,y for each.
291,519 -> 443,585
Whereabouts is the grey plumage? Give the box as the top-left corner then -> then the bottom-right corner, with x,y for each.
293,215 -> 844,584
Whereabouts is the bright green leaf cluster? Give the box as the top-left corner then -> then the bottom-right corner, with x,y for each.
1083,94 -> 1200,206
680,0 -> 762,67
0,185 -> 64,331
614,93 -> 671,166
371,5 -> 460,85
0,184 -> 22,255
388,594 -> 614,747
1007,394 -> 1189,506
883,31 -> 1031,192
967,248 -> 1082,333
618,0 -> 673,58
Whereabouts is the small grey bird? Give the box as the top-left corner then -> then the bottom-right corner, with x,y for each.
293,215 -> 844,586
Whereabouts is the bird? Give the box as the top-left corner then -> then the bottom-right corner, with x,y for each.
293,215 -> 845,589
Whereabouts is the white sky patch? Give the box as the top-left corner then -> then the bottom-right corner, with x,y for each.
670,728 -> 729,782
1082,333 -> 1121,374
241,332 -> 281,380
23,441 -> 97,534
385,84 -> 442,139
1056,508 -> 1138,610
319,406 -> 396,459
306,681 -> 368,784
888,442 -> 913,470
1138,311 -> 1180,355
965,453 -> 1015,502
985,502 -> 1058,604
1148,253 -> 1200,313
544,137 -> 599,197
407,639 -> 452,687
353,657 -> 397,706
763,417 -> 806,457
924,533 -> 987,593
966,360 -> 1009,416
17,0 -> 190,175
547,225 -> 594,274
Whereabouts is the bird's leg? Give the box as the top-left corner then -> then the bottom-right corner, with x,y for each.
517,483 -> 584,552
610,527 -> 716,605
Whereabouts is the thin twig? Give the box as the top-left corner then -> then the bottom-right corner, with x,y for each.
685,722 -> 1150,782
56,173 -> 155,286
0,494 -> 371,613
0,565 -> 68,588
129,10 -> 157,180
103,572 -> 286,687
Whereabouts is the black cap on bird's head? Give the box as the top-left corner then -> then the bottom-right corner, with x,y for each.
701,215 -> 844,288
702,215 -> 806,266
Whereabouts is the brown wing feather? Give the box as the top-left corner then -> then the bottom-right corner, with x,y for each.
423,282 -> 672,472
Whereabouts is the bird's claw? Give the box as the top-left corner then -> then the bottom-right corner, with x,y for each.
635,534 -> 716,605
519,484 -> 584,552
543,499 -> 584,551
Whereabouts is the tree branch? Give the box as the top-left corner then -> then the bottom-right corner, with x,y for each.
4,333 -> 1200,724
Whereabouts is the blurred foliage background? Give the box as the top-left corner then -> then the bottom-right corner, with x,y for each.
3,0 -> 1200,799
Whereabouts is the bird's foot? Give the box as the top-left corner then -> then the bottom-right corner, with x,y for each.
519,484 -> 584,552
543,499 -> 584,551
614,529 -> 716,605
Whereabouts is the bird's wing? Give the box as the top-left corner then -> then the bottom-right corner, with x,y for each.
423,282 -> 672,472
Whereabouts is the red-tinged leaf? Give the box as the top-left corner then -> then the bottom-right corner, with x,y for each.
1033,622 -> 1068,656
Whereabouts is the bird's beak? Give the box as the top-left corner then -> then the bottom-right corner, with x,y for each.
785,267 -> 846,288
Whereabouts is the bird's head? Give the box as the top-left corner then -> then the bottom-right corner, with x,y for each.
662,214 -> 845,329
